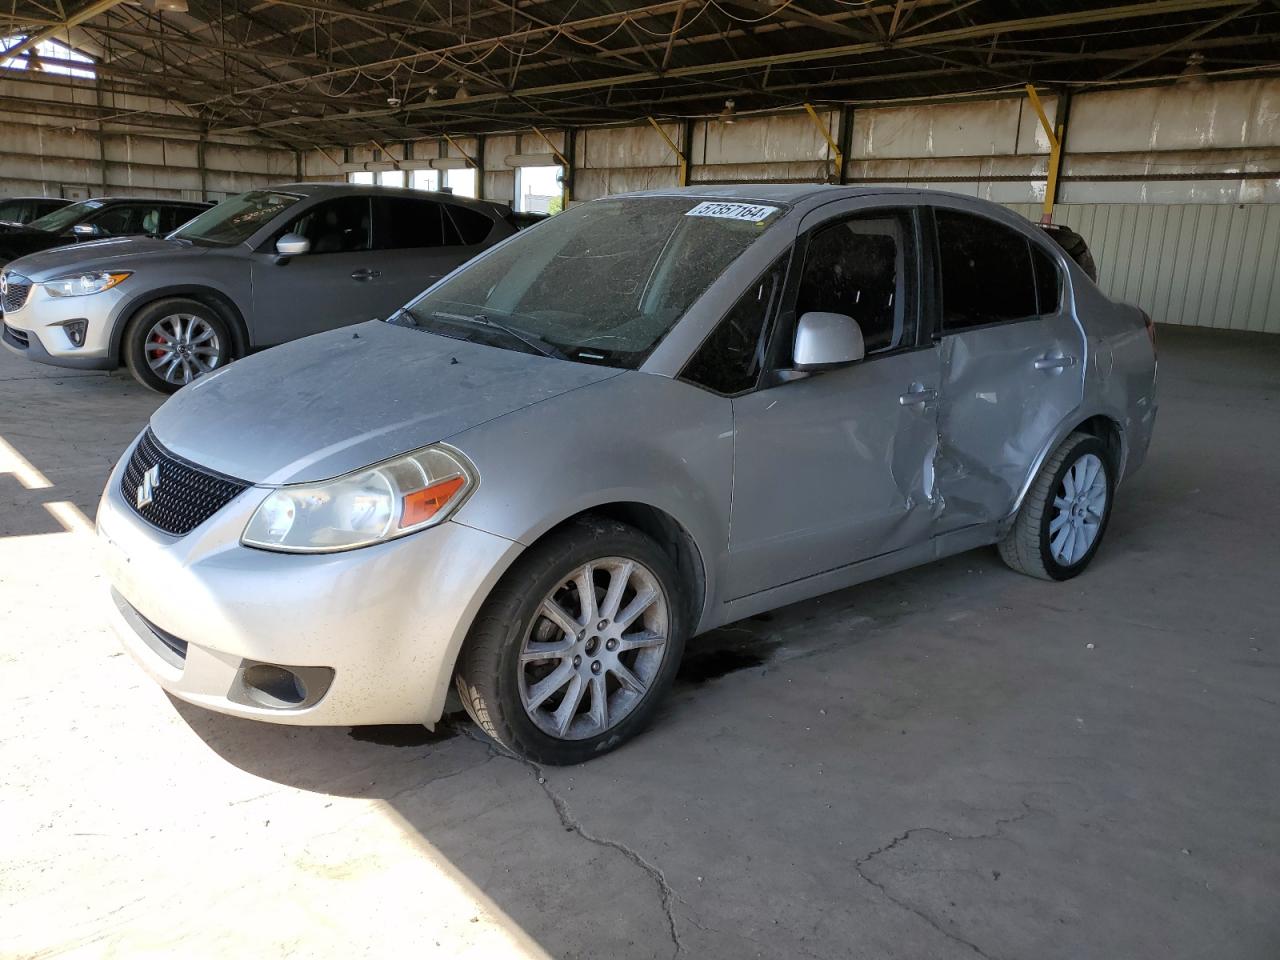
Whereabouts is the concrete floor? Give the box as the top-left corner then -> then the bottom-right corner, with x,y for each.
1,325 -> 1277,959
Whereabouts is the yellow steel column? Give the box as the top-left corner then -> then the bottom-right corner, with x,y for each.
647,116 -> 688,187
1025,84 -> 1063,225
803,102 -> 844,184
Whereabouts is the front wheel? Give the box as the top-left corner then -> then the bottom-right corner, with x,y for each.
122,298 -> 232,394
999,431 -> 1115,581
455,517 -> 687,765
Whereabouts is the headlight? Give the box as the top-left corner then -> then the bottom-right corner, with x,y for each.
42,271 -> 131,298
242,445 -> 476,553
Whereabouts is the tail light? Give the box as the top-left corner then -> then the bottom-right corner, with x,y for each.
1141,309 -> 1156,358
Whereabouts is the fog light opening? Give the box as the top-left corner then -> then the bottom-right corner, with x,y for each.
59,319 -> 88,348
235,662 -> 335,710
242,664 -> 307,707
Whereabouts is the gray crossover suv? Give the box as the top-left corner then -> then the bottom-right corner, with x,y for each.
98,186 -> 1157,764
1,184 -> 517,391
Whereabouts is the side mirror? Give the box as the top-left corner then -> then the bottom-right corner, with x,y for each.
793,311 -> 865,372
275,233 -> 311,257
72,223 -> 101,238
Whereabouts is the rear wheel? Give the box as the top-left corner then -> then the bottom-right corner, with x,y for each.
455,517 -> 687,765
999,432 -> 1114,581
123,298 -> 232,394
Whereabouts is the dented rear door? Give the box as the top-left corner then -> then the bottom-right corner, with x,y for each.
929,205 -> 1086,532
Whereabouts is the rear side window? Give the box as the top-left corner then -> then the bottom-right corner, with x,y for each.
1032,245 -> 1061,314
936,210 -> 1037,331
681,252 -> 789,395
160,205 -> 201,233
373,197 -> 448,249
446,205 -> 495,245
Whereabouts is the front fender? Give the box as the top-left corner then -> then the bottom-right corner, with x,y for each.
448,372 -> 733,628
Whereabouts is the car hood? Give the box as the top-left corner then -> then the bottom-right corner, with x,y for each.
6,236 -> 207,279
149,320 -> 622,485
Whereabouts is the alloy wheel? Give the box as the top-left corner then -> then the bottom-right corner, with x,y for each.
146,313 -> 223,386
1050,452 -> 1108,566
518,557 -> 670,741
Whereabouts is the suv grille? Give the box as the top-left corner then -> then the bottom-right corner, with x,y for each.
2,272 -> 31,313
121,429 -> 250,536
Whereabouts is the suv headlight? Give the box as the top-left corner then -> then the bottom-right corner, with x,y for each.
43,271 -> 131,298
242,445 -> 476,553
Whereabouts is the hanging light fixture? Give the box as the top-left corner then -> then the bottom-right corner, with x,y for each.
719,98 -> 736,124
1178,51 -> 1208,87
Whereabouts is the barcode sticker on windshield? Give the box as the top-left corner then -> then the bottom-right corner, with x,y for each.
685,201 -> 779,223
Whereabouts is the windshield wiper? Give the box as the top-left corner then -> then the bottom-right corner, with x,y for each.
428,311 -> 569,361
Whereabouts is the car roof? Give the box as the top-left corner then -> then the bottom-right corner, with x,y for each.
611,183 -> 1018,215
266,181 -> 509,212
76,196 -> 208,206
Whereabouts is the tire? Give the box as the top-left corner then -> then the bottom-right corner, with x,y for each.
998,431 -> 1115,581
455,516 -> 688,765
122,297 -> 233,394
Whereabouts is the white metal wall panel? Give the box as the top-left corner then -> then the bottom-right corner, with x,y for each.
1008,203 -> 1280,333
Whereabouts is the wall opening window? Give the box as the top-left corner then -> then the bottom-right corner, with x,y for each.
411,169 -> 440,191
443,167 -> 477,198
515,165 -> 562,214
377,169 -> 405,188
348,171 -> 374,185
1,35 -> 96,78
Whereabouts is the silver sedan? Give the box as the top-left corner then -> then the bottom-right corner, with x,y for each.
97,186 -> 1158,764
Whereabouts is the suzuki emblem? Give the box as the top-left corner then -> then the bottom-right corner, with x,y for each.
136,464 -> 160,510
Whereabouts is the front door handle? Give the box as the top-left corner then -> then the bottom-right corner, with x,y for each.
899,384 -> 939,406
350,268 -> 381,281
1034,355 -> 1076,371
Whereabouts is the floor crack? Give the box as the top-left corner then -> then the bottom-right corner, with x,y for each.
852,807 -> 1035,960
461,728 -> 684,958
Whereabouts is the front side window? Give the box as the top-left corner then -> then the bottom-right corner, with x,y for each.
795,211 -> 915,356
681,252 -> 790,395
26,198 -> 103,235
171,190 -> 301,246
283,197 -> 370,254
401,197 -> 783,369
936,209 -> 1037,331
88,204 -> 160,236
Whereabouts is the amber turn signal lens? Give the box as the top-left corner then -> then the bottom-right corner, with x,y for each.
400,475 -> 466,528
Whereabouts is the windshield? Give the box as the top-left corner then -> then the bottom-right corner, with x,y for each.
400,197 -> 783,368
170,190 -> 301,246
27,199 -> 104,234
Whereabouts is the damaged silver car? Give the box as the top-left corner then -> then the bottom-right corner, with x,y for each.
98,186 -> 1157,764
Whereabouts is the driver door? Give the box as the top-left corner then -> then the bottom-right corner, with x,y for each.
725,204 -> 942,601
249,196 -> 384,344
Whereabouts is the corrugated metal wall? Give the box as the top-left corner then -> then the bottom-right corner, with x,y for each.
1008,203 -> 1280,334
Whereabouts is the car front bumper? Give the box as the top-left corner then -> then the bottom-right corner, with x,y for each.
1,276 -> 125,368
97,440 -> 522,727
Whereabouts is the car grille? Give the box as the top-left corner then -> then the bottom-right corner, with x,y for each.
2,323 -> 29,348
121,428 -> 250,536
2,272 -> 32,313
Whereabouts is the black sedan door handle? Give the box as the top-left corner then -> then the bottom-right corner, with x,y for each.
351,268 -> 381,281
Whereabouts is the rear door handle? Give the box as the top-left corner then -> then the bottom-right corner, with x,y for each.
1034,355 -> 1076,371
899,385 -> 939,406
350,268 -> 381,281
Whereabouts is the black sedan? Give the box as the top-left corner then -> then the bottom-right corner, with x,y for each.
0,196 -> 212,266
